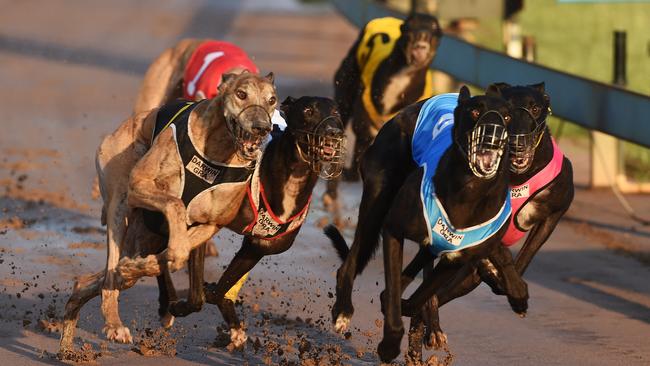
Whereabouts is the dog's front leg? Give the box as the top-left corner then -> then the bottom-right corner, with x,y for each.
127,189 -> 189,271
514,210 -> 565,275
490,244 -> 528,316
377,228 -> 404,363
168,243 -> 207,317
127,138 -> 192,272
204,238 -> 262,350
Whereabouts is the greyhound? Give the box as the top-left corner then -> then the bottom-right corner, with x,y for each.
353,87 -> 523,362
326,84 -> 555,335
118,96 -> 345,349
131,39 -> 286,258
404,83 -> 574,358
59,71 -> 277,357
324,13 -> 442,223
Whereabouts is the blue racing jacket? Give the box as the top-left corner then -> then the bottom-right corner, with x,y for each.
412,94 -> 511,256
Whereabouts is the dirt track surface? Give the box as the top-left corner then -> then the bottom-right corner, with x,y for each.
0,1 -> 649,365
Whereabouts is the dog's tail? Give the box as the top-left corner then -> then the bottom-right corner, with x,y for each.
324,224 -> 350,262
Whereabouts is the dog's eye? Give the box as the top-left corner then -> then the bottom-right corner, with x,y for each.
471,109 -> 480,120
504,115 -> 511,123
268,96 -> 276,105
304,107 -> 313,117
532,105 -> 540,115
236,90 -> 247,100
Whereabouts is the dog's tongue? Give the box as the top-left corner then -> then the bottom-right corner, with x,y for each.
477,150 -> 498,172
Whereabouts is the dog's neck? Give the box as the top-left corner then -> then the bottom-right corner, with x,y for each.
258,131 -> 318,220
189,98 -> 251,166
509,127 -> 554,186
434,142 -> 509,229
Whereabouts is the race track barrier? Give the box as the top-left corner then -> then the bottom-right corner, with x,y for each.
331,0 -> 650,149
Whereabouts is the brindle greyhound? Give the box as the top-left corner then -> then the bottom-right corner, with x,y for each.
324,13 -> 441,222
59,72 -> 277,356
325,84 -> 553,336
119,96 -> 345,349
403,83 -> 574,359
353,87 -> 523,362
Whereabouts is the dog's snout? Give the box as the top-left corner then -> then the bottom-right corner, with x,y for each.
252,122 -> 271,136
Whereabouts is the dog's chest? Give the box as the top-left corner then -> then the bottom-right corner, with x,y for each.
278,174 -> 307,221
186,182 -> 248,225
380,70 -> 413,114
515,186 -> 551,230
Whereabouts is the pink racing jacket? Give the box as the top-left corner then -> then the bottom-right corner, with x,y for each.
183,40 -> 258,100
502,138 -> 564,246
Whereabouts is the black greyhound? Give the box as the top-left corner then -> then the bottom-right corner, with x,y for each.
326,84 -> 556,335
403,83 -> 574,358
156,96 -> 346,348
324,13 -> 442,221
353,86 -> 522,362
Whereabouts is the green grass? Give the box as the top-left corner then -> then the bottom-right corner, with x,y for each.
517,0 -> 650,181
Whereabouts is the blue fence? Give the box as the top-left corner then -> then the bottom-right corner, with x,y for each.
331,0 -> 650,148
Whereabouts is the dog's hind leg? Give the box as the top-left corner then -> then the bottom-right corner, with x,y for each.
101,194 -> 132,344
157,268 -> 178,329
204,238 -> 262,350
377,228 -> 405,363
59,271 -> 104,356
169,243 -> 206,317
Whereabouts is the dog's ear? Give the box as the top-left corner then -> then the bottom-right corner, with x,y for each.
264,72 -> 275,84
529,82 -> 545,94
486,84 -> 503,98
218,73 -> 238,94
458,85 -> 471,103
489,82 -> 511,93
529,82 -> 551,107
280,96 -> 296,116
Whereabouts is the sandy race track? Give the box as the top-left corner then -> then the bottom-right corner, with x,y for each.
0,1 -> 649,365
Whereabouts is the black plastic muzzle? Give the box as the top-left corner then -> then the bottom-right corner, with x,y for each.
293,115 -> 346,180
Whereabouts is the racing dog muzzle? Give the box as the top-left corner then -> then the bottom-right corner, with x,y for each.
227,104 -> 272,161
463,111 -> 509,179
293,116 -> 346,180
508,107 -> 546,174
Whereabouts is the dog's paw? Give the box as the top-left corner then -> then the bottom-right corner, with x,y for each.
334,314 -> 351,334
424,328 -> 447,350
377,337 -> 402,363
507,280 -> 529,316
103,324 -> 132,344
160,313 -> 175,329
228,327 -> 247,351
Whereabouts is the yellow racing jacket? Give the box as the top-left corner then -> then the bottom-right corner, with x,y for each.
355,17 -> 434,129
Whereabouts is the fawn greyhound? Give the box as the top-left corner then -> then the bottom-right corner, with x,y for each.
59,71 -> 276,356
117,96 -> 345,349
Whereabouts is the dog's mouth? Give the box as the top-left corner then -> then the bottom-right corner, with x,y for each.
509,152 -> 534,174
228,117 -> 268,160
294,116 -> 346,180
465,122 -> 508,179
476,149 -> 500,175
